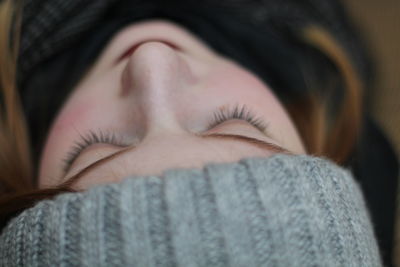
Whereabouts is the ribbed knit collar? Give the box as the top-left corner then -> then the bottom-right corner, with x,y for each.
0,155 -> 381,266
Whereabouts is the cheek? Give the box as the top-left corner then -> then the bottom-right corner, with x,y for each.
38,97 -> 104,186
204,63 -> 285,114
51,101 -> 96,134
204,63 -> 305,152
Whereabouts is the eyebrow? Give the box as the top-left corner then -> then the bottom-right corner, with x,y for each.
59,133 -> 293,188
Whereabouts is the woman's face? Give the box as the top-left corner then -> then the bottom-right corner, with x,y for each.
39,19 -> 306,190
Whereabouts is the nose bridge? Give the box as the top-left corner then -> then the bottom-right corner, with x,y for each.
121,42 -> 196,135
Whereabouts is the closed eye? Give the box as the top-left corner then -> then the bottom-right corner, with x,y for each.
62,103 -> 269,175
207,103 -> 268,132
62,130 -> 128,174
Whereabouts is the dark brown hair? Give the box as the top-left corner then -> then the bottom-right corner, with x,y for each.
0,0 -> 363,231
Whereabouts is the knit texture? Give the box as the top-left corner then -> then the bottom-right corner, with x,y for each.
0,155 -> 382,266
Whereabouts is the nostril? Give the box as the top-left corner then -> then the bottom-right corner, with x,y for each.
115,40 -> 180,65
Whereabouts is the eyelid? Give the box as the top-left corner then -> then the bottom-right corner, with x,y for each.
209,119 -> 273,140
64,144 -> 129,180
62,131 -> 128,175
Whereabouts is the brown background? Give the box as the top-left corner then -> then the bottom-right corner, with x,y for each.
343,0 -> 400,265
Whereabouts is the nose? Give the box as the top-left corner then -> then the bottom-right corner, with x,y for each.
120,41 -> 197,136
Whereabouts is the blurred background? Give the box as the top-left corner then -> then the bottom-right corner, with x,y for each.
343,0 -> 400,264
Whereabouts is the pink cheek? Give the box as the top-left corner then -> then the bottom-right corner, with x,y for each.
39,102 -> 97,181
52,102 -> 95,133
208,66 -> 279,103
206,65 -> 296,131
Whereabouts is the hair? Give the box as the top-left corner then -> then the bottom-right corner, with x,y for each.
0,0 -> 363,230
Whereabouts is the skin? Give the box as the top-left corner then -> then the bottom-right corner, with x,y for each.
38,19 -> 306,190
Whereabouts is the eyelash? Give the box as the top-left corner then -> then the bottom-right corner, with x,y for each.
63,130 -> 126,173
63,104 -> 268,172
207,104 -> 268,132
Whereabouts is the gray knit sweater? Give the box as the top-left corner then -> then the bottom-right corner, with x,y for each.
0,155 -> 381,266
